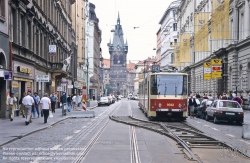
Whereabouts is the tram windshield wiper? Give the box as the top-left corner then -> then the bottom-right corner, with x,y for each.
164,83 -> 167,97
175,83 -> 177,97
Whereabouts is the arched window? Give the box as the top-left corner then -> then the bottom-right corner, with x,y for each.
119,55 -> 124,64
113,55 -> 118,64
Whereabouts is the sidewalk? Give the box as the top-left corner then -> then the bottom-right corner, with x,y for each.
0,105 -> 97,147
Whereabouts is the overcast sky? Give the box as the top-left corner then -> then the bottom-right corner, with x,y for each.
89,0 -> 171,63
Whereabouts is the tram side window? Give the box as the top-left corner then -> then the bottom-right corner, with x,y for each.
183,75 -> 187,95
151,75 -> 157,95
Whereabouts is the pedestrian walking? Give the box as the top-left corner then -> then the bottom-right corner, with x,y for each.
31,93 -> 38,118
50,92 -> 58,113
188,94 -> 197,118
40,93 -> 51,123
248,93 -> 250,109
221,93 -> 227,100
72,94 -> 76,110
34,92 -> 41,117
76,93 -> 81,107
22,91 -> 35,125
67,95 -> 72,112
6,93 -> 17,121
19,92 -> 26,118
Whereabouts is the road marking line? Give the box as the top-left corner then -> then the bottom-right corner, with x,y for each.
65,136 -> 73,140
204,125 -> 210,127
226,134 -> 235,137
240,140 -> 250,144
211,127 -> 218,131
50,145 -> 61,150
82,126 -> 86,129
74,130 -> 81,133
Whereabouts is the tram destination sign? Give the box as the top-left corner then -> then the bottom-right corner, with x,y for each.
151,65 -> 160,73
36,75 -> 49,82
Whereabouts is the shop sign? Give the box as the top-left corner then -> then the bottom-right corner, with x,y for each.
68,85 -> 73,88
49,45 -> 57,56
12,81 -> 19,88
14,77 -> 33,82
57,86 -> 63,91
203,62 -> 211,80
17,66 -> 32,74
61,81 -> 68,85
4,71 -> 13,80
36,75 -> 49,82
211,59 -> 222,79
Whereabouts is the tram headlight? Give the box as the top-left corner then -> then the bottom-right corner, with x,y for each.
158,103 -> 162,108
178,104 -> 182,108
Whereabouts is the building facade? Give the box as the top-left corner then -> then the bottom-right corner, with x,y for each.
0,0 -> 10,118
71,0 -> 86,94
156,28 -> 161,64
9,0 -> 76,111
108,13 -> 128,95
178,0 -> 250,102
159,0 -> 180,68
85,3 -> 102,99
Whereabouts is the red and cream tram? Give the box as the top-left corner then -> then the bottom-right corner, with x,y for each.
138,70 -> 188,120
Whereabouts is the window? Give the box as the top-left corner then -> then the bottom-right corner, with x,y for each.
170,53 -> 174,63
10,8 -> 17,42
0,0 -> 5,20
230,19 -> 233,40
173,23 -> 177,31
174,39 -> 177,43
240,13 -> 244,40
27,21 -> 31,49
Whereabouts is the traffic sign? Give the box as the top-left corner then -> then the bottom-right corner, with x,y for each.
4,71 -> 12,80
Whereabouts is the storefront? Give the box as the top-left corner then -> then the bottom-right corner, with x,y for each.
35,69 -> 51,97
12,61 -> 34,101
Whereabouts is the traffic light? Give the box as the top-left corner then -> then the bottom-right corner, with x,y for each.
134,65 -> 138,69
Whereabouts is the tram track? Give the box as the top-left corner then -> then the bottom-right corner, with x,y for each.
72,102 -> 121,163
110,115 -> 250,162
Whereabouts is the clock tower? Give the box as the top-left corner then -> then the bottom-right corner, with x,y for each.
108,13 -> 128,95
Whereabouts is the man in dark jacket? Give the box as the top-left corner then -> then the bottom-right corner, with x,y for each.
188,94 -> 197,118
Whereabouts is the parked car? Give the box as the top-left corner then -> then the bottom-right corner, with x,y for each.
112,95 -> 116,103
205,100 -> 244,125
133,95 -> 138,100
128,94 -> 133,100
195,99 -> 213,119
98,97 -> 110,106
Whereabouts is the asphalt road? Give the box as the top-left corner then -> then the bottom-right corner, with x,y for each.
0,99 -> 249,163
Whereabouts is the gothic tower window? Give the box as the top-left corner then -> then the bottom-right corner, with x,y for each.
119,55 -> 124,64
113,55 -> 118,64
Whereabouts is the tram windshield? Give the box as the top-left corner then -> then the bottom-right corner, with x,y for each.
151,75 -> 187,95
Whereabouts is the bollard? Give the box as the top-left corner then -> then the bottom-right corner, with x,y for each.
242,124 -> 250,139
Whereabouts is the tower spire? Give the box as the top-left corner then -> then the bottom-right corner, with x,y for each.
117,12 -> 120,25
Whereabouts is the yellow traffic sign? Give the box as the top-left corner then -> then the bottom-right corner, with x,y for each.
211,59 -> 222,65
212,72 -> 222,79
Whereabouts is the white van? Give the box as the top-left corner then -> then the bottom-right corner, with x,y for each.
128,94 -> 133,99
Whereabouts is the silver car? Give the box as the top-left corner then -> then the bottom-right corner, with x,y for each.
98,97 -> 110,106
205,100 -> 244,125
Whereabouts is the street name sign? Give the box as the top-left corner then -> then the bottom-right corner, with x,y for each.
36,75 -> 49,82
